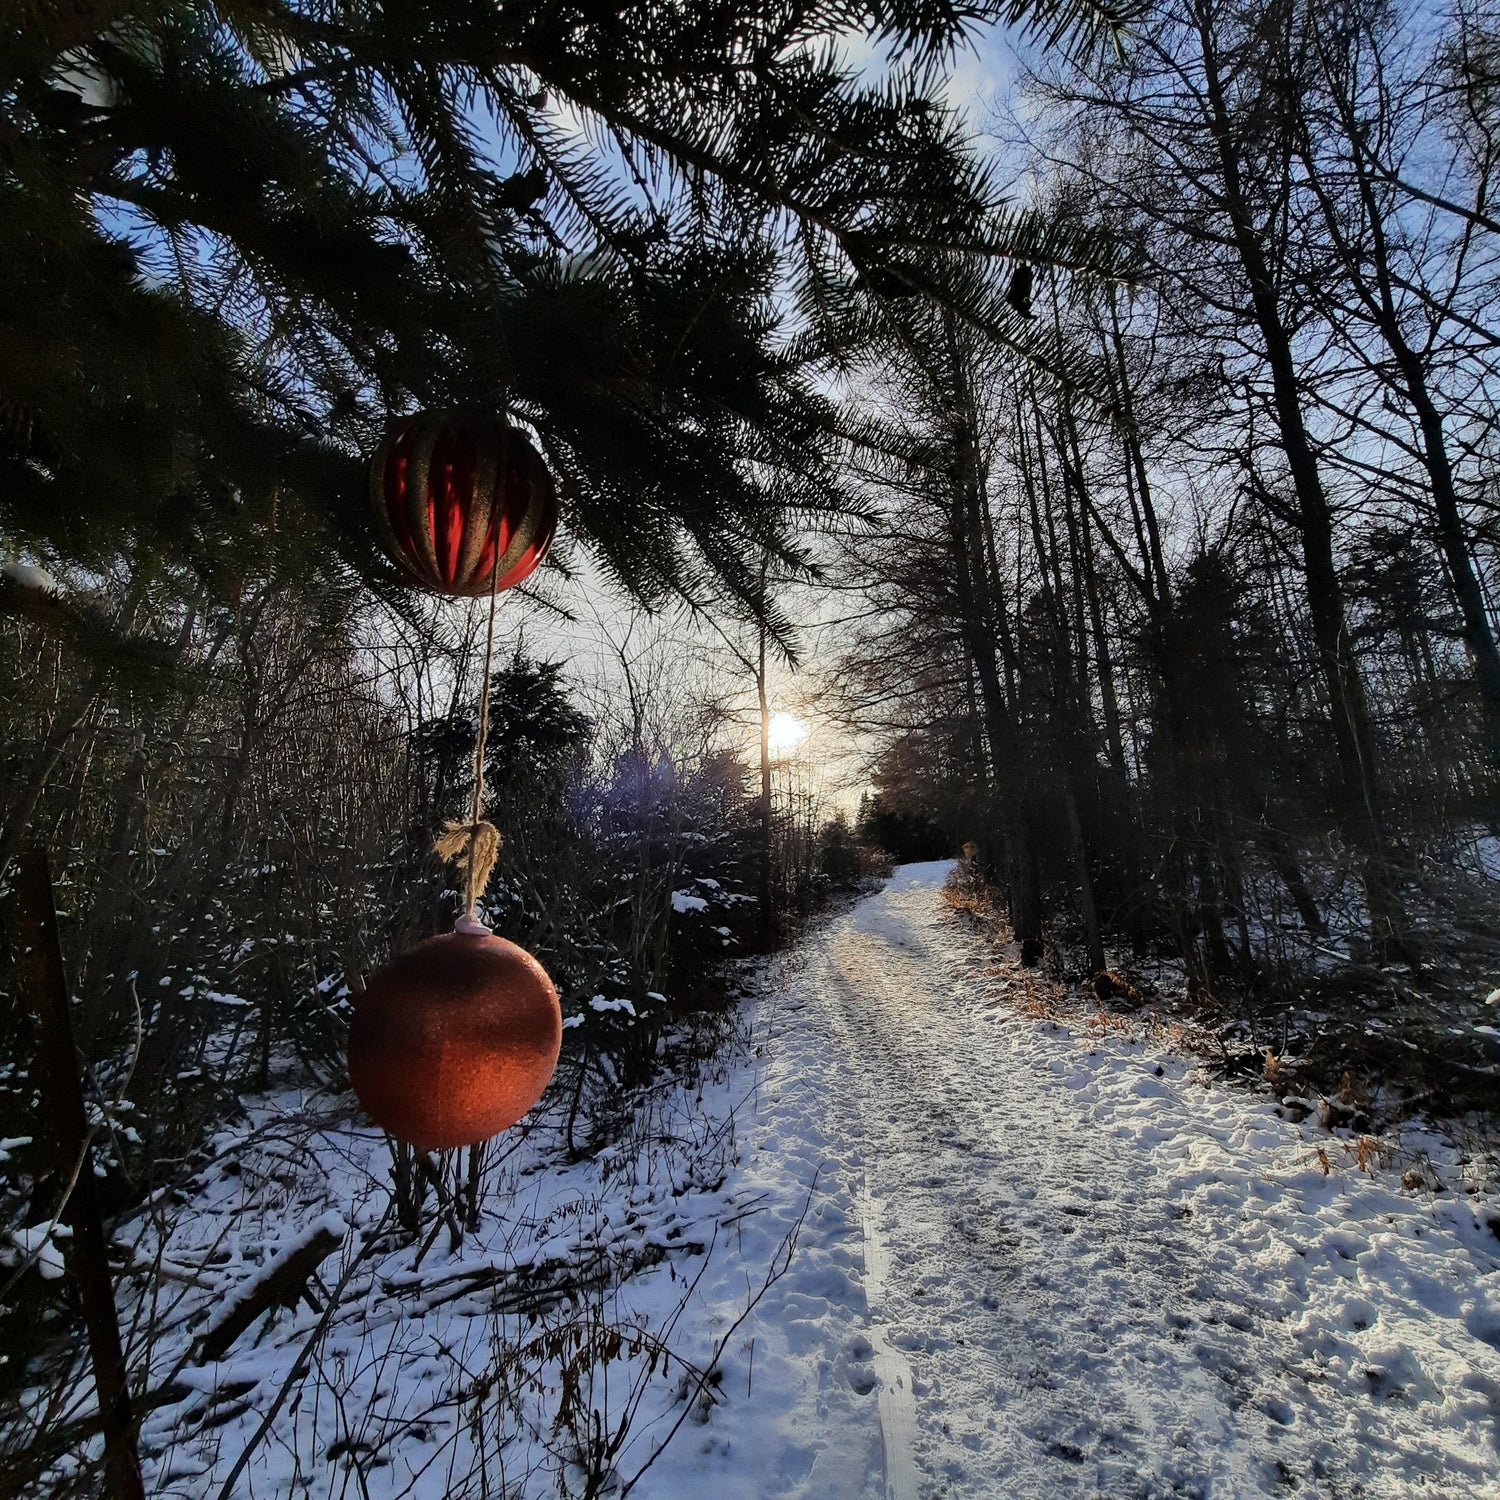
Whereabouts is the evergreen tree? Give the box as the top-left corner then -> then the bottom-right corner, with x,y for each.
2,1 -> 1132,631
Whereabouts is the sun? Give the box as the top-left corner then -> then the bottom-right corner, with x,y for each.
766,711 -> 809,757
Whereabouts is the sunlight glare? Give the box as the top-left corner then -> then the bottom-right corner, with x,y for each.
767,712 -> 809,757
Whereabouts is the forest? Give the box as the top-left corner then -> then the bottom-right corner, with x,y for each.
840,0 -> 1500,1108
2,1 -> 1498,1496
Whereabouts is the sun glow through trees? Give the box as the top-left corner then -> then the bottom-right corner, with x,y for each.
766,712 -> 809,758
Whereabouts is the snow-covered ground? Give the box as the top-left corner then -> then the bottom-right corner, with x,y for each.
646,861 -> 1500,1499
19,862 -> 1500,1497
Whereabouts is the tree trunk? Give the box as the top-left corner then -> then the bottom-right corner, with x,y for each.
1196,3 -> 1407,957
20,848 -> 145,1500
942,348 -> 1041,960
756,579 -> 775,941
1064,783 -> 1106,974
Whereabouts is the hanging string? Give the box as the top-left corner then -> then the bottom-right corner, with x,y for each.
435,484 -> 506,925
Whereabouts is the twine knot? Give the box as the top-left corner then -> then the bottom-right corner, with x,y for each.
434,820 -> 501,920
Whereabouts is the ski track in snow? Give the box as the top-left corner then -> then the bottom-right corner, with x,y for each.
661,861 -> 1500,1500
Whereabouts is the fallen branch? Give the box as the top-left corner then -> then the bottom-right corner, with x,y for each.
194,1216 -> 344,1366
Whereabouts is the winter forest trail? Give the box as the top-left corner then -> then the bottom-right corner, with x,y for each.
683,862 -> 1500,1500
50,864 -> 1500,1500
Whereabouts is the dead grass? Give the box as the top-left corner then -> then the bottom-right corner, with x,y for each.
1301,1134 -> 1389,1177
940,852 -> 1008,933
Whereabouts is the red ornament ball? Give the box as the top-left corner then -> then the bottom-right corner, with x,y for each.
348,928 -> 562,1151
370,412 -> 558,597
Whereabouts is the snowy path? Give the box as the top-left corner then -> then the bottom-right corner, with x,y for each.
657,862 -> 1500,1500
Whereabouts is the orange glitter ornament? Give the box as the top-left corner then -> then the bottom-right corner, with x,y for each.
348,924 -> 562,1152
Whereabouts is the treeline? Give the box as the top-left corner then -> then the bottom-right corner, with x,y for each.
835,0 -> 1500,1098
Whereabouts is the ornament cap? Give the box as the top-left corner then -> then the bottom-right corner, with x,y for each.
453,914 -> 491,936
